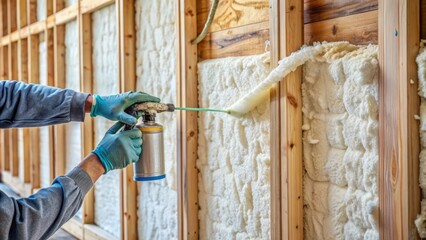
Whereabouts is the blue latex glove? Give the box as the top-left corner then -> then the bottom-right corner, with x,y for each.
90,91 -> 160,125
92,122 -> 142,173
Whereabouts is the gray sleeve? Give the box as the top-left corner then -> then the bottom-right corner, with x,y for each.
0,80 -> 89,128
0,167 -> 93,240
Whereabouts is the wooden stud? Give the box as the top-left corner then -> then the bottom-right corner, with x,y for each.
176,0 -> 199,239
53,20 -> 66,177
422,0 -> 426,39
8,42 -> 19,177
17,38 -> 31,183
270,0 -> 304,239
117,0 -> 137,239
79,11 -> 95,225
28,32 -> 40,188
1,45 -> 9,172
62,218 -> 84,239
378,0 -> 421,239
45,26 -> 56,183
18,0 -> 27,28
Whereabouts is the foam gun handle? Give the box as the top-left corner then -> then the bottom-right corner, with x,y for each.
124,105 -> 137,131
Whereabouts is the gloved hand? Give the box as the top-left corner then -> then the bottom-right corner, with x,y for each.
92,122 -> 142,173
90,91 -> 160,125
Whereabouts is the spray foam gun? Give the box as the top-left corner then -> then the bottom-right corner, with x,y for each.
125,102 -> 175,181
125,102 -> 229,181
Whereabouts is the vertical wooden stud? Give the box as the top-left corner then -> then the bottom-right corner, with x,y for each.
270,0 -> 304,239
1,45 -> 8,172
118,0 -> 137,239
28,33 -> 40,188
9,42 -> 19,177
18,0 -> 27,28
45,27 -> 55,182
79,11 -> 95,225
378,0 -> 421,239
176,0 -> 199,239
53,21 -> 66,177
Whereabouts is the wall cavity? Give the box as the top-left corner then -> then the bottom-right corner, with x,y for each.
38,40 -> 50,188
135,0 -> 178,238
92,5 -> 120,237
302,44 -> 379,240
416,42 -> 426,237
37,0 -> 46,20
197,53 -> 271,239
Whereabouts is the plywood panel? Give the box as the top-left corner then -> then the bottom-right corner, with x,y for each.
198,21 -> 268,59
304,10 -> 378,45
196,0 -> 269,33
304,0 -> 377,24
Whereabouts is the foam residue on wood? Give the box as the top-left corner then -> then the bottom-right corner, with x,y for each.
302,42 -> 379,240
198,53 -> 271,239
416,42 -> 426,237
38,40 -> 51,188
65,20 -> 82,220
92,5 -> 120,237
135,0 -> 178,238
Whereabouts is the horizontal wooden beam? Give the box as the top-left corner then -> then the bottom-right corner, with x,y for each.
55,3 -> 77,25
198,21 -> 269,59
304,0 -> 378,24
80,0 -> 114,14
0,0 -> 114,47
304,10 -> 378,45
84,224 -> 119,240
62,218 -> 83,239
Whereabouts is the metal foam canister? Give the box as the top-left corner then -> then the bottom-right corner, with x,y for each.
133,122 -> 165,181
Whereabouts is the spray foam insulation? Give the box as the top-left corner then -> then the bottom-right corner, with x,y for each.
37,0 -> 46,20
64,20 -> 83,220
416,41 -> 426,237
135,0 -> 178,238
92,5 -> 120,237
197,53 -> 271,239
302,43 -> 379,240
38,40 -> 51,188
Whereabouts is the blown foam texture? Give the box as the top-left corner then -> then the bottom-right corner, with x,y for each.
302,43 -> 379,240
135,0 -> 178,238
92,5 -> 121,237
198,53 -> 271,239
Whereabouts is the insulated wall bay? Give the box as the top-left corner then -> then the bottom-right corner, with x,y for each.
416,43 -> 426,237
302,44 -> 379,240
135,0 -> 178,238
92,5 -> 120,238
197,54 -> 271,239
64,20 -> 82,219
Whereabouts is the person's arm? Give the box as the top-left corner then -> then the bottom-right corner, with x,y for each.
0,122 -> 141,239
0,80 -> 160,128
0,80 -> 89,128
0,158 -> 95,239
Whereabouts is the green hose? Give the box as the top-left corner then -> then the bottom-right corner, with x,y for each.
175,107 -> 229,114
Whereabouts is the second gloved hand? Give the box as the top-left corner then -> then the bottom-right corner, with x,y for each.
92,122 -> 142,173
90,91 -> 160,125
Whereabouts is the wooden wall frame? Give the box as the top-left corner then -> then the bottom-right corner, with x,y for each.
0,0 -> 423,239
378,0 -> 421,239
176,0 -> 199,239
269,0 -> 304,239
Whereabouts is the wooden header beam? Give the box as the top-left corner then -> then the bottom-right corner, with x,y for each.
378,0 -> 420,239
